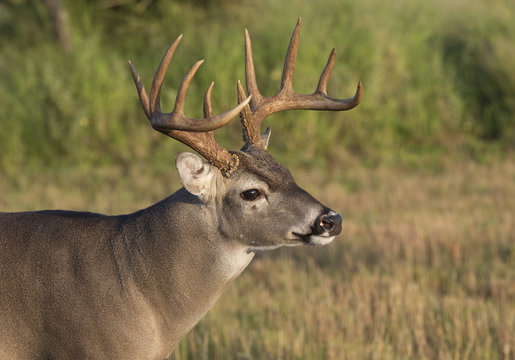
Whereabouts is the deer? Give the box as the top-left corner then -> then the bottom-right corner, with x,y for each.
0,18 -> 361,359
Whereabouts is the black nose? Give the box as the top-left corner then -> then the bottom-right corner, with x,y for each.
314,211 -> 342,236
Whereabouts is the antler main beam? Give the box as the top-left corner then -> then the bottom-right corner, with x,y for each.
129,35 -> 251,176
240,17 -> 362,148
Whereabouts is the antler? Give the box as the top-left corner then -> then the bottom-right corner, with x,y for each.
238,17 -> 362,148
129,35 -> 251,176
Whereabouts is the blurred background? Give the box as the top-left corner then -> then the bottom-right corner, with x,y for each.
0,0 -> 513,359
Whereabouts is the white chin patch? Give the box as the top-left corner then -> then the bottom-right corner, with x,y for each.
308,235 -> 335,246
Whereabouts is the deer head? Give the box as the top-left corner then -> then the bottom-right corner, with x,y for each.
128,18 -> 361,249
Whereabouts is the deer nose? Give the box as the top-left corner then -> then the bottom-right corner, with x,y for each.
314,211 -> 342,236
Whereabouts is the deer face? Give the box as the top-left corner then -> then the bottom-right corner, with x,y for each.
175,146 -> 342,250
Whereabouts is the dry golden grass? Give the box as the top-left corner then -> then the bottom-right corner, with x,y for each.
175,158 -> 514,359
1,158 -> 513,359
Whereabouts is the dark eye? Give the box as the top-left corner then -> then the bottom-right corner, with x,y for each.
240,189 -> 262,201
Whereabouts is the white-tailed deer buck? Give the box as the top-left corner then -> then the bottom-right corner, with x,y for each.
0,18 -> 361,359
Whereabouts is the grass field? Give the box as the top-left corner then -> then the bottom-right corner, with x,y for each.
1,158 -> 513,359
1,0 -> 514,358
176,159 -> 515,359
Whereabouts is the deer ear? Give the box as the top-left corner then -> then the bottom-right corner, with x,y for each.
175,152 -> 216,201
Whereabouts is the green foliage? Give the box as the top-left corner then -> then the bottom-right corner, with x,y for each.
439,3 -> 515,142
0,0 -> 514,174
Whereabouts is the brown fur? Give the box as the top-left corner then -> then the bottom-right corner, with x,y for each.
0,147 -> 338,359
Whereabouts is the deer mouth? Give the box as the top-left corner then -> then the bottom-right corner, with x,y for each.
291,232 -> 335,246
290,210 -> 341,246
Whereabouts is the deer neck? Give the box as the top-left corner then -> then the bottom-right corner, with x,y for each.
119,188 -> 254,348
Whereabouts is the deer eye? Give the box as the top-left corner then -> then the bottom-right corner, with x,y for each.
240,189 -> 262,201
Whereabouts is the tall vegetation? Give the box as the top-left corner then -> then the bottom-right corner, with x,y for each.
0,0 -> 513,175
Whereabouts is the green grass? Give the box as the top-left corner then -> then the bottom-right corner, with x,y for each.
0,0 -> 514,175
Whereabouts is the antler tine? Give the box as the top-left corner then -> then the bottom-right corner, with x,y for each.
240,17 -> 362,149
150,35 -> 183,116
167,59 -> 204,122
316,48 -> 336,95
237,80 -> 261,146
203,81 -> 214,118
244,28 -> 263,107
280,17 -> 301,94
128,60 -> 151,120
